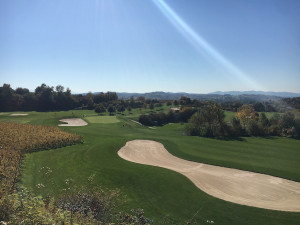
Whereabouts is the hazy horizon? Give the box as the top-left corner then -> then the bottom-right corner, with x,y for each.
3,85 -> 300,96
1,0 -> 300,93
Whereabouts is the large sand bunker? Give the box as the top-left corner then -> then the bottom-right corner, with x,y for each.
118,140 -> 300,212
58,118 -> 88,126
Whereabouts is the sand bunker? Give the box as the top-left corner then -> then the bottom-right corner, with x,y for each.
58,118 -> 88,126
118,140 -> 300,212
10,113 -> 28,116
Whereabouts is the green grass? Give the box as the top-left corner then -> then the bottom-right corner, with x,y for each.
224,111 -> 236,122
0,110 -> 96,126
224,111 -> 281,123
85,115 -> 120,124
2,110 -> 299,225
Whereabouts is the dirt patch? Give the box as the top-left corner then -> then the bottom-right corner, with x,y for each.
118,140 -> 300,212
10,113 -> 29,116
58,118 -> 88,126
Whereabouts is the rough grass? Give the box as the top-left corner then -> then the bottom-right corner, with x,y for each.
0,122 -> 82,200
1,111 -> 299,225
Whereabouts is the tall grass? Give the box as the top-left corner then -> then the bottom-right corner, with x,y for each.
0,122 -> 82,198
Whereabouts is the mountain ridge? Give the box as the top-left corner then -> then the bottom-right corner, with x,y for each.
81,91 -> 300,102
209,91 -> 300,98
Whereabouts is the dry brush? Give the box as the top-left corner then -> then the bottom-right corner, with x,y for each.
0,122 -> 82,198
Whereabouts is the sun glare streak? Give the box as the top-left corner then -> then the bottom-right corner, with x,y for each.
152,0 -> 263,90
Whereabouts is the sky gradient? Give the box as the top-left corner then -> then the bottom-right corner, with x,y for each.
1,0 -> 299,93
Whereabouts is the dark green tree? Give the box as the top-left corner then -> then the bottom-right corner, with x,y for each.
15,87 -> 29,95
149,103 -> 154,110
87,97 -> 94,110
35,84 -> 54,111
186,104 -> 226,137
280,112 -> 295,129
107,104 -> 116,115
117,105 -> 125,114
259,113 -> 270,127
95,104 -> 106,114
230,116 -> 243,136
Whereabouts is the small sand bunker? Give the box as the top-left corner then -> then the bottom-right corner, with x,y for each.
58,118 -> 88,126
10,113 -> 28,116
118,140 -> 300,212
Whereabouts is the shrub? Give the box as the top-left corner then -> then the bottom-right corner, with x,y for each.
185,104 -> 226,137
1,188 -> 99,224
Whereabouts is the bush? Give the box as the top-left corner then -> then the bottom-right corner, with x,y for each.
55,187 -> 122,223
185,104 -> 226,137
1,189 -> 99,224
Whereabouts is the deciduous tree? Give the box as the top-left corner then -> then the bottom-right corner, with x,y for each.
237,105 -> 257,129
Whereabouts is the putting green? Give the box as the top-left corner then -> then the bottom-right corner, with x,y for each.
85,116 -> 120,124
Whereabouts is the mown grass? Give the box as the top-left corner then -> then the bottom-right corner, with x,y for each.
85,116 -> 120,124
0,110 -> 95,126
1,110 -> 299,225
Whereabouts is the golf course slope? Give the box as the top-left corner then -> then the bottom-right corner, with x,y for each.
118,140 -> 300,212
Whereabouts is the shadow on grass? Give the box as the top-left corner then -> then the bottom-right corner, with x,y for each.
291,136 -> 300,140
258,136 -> 278,140
215,136 -> 246,141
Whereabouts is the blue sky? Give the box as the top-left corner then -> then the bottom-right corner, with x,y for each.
1,0 -> 299,93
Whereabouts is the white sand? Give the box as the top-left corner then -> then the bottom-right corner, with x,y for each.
129,119 -> 143,126
58,118 -> 88,126
129,119 -> 156,129
10,113 -> 28,116
118,140 -> 300,212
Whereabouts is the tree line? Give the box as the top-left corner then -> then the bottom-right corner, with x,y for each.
0,83 -> 119,112
0,84 -> 168,113
138,107 -> 196,126
138,103 -> 300,138
186,103 -> 300,138
2,83 -> 299,114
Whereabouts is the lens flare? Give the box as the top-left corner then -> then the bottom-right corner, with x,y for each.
152,0 -> 262,90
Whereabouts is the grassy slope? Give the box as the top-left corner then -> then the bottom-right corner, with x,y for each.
0,110 -> 96,126
85,115 -> 120,123
1,110 -> 300,224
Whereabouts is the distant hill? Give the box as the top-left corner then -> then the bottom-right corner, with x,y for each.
209,91 -> 300,98
117,92 -> 187,100
117,91 -> 300,102
115,91 -> 300,101
81,91 -> 300,102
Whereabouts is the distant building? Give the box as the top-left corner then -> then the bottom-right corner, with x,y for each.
170,107 -> 180,112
